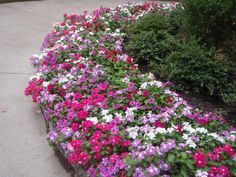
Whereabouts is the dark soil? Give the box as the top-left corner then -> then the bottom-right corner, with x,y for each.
139,64 -> 236,125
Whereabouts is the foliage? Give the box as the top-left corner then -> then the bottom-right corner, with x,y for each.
125,13 -> 177,64
181,0 -> 236,58
162,39 -> 236,103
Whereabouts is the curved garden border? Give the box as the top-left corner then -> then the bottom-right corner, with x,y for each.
25,2 -> 236,177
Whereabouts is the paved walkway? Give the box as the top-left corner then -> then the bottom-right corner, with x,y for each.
0,1 -> 163,177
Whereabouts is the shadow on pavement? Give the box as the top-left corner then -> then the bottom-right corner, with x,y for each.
0,0 -> 41,4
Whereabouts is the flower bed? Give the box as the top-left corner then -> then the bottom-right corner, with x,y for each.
25,2 -> 236,177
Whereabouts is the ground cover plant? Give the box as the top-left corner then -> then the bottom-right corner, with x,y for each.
25,3 -> 236,177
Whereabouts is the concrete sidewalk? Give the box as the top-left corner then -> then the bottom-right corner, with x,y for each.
0,1 -> 161,177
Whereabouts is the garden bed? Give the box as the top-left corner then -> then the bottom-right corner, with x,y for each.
25,2 -> 236,177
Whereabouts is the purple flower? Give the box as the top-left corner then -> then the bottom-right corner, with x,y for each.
60,127 -> 73,138
160,139 -> 176,153
47,130 -> 58,142
146,146 -> 157,156
132,139 -> 141,148
146,164 -> 160,176
87,166 -> 96,177
159,161 -> 170,171
133,167 -> 146,177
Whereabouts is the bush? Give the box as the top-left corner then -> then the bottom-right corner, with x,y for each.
162,39 -> 236,103
125,13 -> 177,64
181,0 -> 236,57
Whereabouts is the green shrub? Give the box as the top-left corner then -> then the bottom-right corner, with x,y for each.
162,39 -> 236,103
181,0 -> 236,57
125,13 -> 177,64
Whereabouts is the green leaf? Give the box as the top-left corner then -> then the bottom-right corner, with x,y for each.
167,153 -> 175,163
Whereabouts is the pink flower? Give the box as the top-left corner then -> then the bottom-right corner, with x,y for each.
93,131 -> 103,139
121,140 -> 131,147
71,122 -> 78,131
193,150 -> 207,168
109,154 -> 120,163
89,137 -> 98,146
207,152 -> 220,161
208,165 -> 230,177
98,82 -> 109,91
77,110 -> 89,119
147,98 -> 155,104
68,152 -> 80,164
82,120 -> 93,128
222,145 -> 235,158
70,140 -> 83,151
74,92 -> 82,99
109,135 -> 121,146
92,145 -> 101,153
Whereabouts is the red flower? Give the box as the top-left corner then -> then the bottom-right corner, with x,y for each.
196,117 -> 208,125
126,93 -> 132,99
112,50 -> 117,56
94,153 -> 103,160
193,150 -> 207,168
126,57 -> 133,64
142,90 -> 150,97
122,105 -> 127,110
47,84 -> 54,93
154,120 -> 165,128
77,110 -> 89,119
175,124 -> 183,132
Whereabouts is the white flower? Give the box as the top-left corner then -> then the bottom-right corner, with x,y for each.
145,131 -> 156,140
147,73 -> 155,80
155,127 -> 167,134
167,127 -> 174,134
86,117 -> 98,124
79,27 -> 84,31
129,131 -> 138,139
42,81 -> 50,88
140,82 -> 148,89
58,77 -> 69,83
103,114 -> 113,123
66,73 -> 74,79
30,73 -> 42,80
101,109 -> 109,116
195,170 -> 208,177
209,133 -> 225,143
233,155 -> 236,162
196,127 -> 208,134
115,29 -> 120,33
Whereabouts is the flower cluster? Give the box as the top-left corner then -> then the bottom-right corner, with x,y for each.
25,2 -> 236,177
